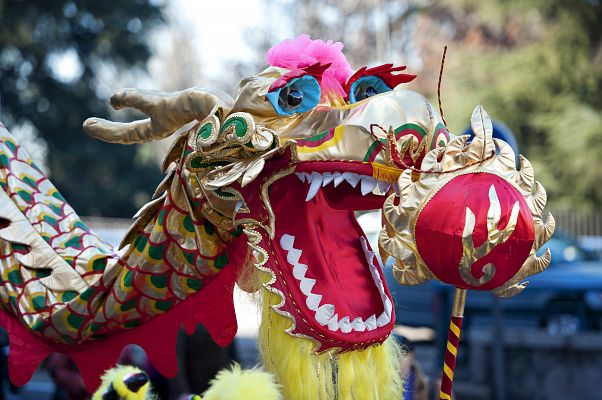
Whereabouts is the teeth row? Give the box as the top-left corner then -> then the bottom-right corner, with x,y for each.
360,236 -> 393,325
295,172 -> 393,202
279,234 -> 393,333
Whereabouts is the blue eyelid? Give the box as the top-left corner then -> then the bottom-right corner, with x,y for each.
266,75 -> 321,116
348,75 -> 392,104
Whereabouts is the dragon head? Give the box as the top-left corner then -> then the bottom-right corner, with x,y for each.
84,35 -> 451,353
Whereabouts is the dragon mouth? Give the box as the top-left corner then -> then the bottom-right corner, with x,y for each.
266,161 -> 396,349
279,234 -> 393,333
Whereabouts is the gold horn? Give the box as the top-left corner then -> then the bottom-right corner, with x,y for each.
83,87 -> 233,144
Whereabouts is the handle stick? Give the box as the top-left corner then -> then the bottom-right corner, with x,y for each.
439,288 -> 467,400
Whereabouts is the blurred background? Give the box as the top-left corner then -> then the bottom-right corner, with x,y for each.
0,0 -> 601,399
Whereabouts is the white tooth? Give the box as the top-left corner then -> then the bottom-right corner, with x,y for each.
306,293 -> 322,311
339,316 -> 352,333
293,263 -> 308,280
342,172 -> 360,188
352,317 -> 366,332
295,172 -> 307,183
384,298 -> 393,317
299,277 -> 316,295
368,265 -> 379,282
377,181 -> 391,194
379,284 -> 387,299
376,311 -> 390,327
315,304 -> 335,325
372,270 -> 384,286
361,238 -> 376,265
235,200 -> 243,212
360,177 -> 377,195
365,314 -> 377,331
333,173 -> 345,187
305,172 -> 323,201
286,248 -> 302,265
322,172 -> 334,186
360,236 -> 369,252
327,314 -> 340,331
280,234 -> 295,251
377,284 -> 387,300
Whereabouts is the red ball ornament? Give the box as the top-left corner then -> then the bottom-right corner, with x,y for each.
380,106 -> 554,297
415,172 -> 534,291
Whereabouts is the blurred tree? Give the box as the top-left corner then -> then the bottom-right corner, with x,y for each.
146,6 -> 205,165
255,0 -> 429,77
0,0 -> 164,217
413,0 -> 602,210
255,0 -> 601,209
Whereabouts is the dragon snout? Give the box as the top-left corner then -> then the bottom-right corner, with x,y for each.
295,89 -> 450,171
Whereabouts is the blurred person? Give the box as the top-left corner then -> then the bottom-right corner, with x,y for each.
395,333 -> 455,400
0,328 -> 20,400
46,353 -> 88,400
47,345 -> 153,400
168,325 -> 237,399
396,335 -> 429,400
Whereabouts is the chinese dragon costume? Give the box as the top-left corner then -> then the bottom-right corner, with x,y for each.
0,35 -> 553,399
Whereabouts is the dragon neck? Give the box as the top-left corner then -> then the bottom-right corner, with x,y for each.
121,165 -> 232,277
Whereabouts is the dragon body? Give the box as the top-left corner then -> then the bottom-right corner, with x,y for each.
0,36 -> 455,398
0,126 -> 231,344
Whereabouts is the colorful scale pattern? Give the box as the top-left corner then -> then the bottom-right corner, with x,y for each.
0,125 -> 229,344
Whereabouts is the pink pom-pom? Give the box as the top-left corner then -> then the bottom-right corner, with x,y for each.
267,34 -> 353,97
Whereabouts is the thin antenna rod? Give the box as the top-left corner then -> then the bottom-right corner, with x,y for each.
437,45 -> 448,128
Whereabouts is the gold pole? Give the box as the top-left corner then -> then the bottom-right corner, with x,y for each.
451,288 -> 467,317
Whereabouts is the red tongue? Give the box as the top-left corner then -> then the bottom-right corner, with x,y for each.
269,175 -> 384,319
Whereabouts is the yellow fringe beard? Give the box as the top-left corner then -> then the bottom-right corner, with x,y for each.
257,286 -> 404,400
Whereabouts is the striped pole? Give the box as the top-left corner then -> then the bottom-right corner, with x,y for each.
439,288 -> 467,400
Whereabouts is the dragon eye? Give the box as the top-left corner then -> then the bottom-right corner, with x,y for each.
349,76 -> 391,103
266,75 -> 320,116
362,86 -> 378,98
280,86 -> 304,108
